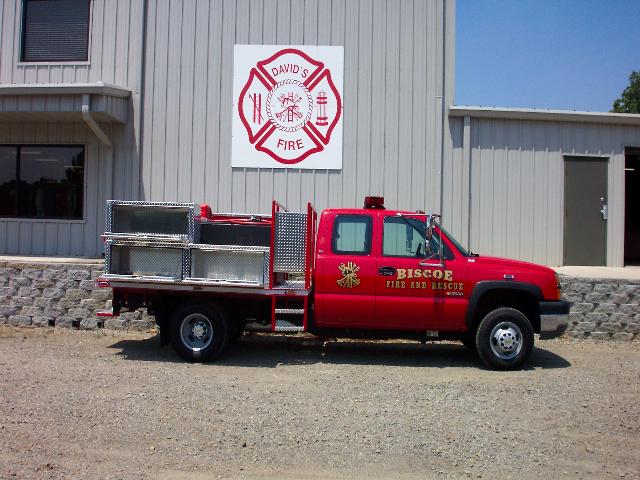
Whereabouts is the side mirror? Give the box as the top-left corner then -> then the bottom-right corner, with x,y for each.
426,215 -> 434,241
406,223 -> 414,252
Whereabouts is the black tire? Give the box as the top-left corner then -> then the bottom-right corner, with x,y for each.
170,302 -> 230,362
475,307 -> 534,370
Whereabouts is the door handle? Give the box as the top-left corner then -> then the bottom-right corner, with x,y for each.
419,260 -> 444,267
378,266 -> 396,276
600,198 -> 608,221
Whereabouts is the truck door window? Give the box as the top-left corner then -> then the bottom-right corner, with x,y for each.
383,217 -> 426,257
332,215 -> 373,255
383,217 -> 454,259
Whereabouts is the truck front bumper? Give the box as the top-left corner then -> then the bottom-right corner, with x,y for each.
538,300 -> 571,339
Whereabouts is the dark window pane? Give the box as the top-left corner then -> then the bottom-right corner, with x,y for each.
22,0 -> 90,62
17,146 -> 84,219
0,147 -> 17,216
331,215 -> 372,255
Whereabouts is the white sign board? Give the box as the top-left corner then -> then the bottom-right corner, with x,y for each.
232,45 -> 343,169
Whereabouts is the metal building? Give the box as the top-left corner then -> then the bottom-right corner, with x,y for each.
0,0 -> 638,267
447,108 -> 640,267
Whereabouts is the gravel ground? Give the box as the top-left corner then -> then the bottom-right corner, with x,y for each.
0,326 -> 639,480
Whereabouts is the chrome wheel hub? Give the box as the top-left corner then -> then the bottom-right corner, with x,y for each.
490,322 -> 523,360
192,323 -> 206,338
180,313 -> 214,351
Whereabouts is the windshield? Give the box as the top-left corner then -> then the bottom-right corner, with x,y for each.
385,216 -> 470,259
437,223 -> 470,257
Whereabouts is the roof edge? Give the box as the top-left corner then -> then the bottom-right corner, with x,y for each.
449,105 -> 640,126
0,82 -> 131,98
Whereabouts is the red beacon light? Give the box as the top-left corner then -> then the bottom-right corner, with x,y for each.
199,203 -> 212,220
364,196 -> 385,209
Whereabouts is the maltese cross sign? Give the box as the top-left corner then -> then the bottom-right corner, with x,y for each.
232,45 -> 343,169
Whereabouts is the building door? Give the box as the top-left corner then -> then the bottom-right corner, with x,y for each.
563,157 -> 608,266
624,148 -> 640,265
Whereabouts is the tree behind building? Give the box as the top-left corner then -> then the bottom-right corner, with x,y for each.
612,71 -> 640,113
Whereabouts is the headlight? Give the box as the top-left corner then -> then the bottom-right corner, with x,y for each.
554,273 -> 562,300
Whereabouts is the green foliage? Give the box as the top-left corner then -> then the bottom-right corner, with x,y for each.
612,71 -> 640,113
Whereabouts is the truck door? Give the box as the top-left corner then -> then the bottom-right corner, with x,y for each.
427,228 -> 469,331
314,213 -> 377,328
375,214 -> 468,331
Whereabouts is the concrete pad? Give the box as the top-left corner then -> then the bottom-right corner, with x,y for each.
555,266 -> 640,280
0,255 -> 103,266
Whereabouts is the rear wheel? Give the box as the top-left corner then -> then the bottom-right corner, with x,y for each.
475,307 -> 533,370
170,302 -> 230,362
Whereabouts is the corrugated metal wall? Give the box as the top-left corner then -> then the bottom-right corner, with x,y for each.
0,0 -> 144,256
1,0 -> 638,268
141,0 -> 455,214
446,116 -> 640,267
0,122 -> 110,257
0,0 -> 144,87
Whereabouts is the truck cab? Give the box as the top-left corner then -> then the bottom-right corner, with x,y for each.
311,197 -> 569,369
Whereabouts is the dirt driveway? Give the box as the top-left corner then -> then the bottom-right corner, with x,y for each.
0,327 -> 638,479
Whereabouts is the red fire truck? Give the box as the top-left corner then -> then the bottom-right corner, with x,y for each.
96,196 -> 569,370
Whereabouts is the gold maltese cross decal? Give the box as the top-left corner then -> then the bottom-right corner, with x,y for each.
337,262 -> 361,288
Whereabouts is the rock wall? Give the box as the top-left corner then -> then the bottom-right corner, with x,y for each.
0,260 -> 154,331
1,259 -> 639,341
560,276 -> 640,341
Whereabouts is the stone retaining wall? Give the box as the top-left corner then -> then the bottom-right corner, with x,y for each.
560,276 -> 640,341
0,260 -> 154,331
1,259 -> 639,341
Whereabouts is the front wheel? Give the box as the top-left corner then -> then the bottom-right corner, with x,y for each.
170,302 -> 230,362
475,307 -> 534,370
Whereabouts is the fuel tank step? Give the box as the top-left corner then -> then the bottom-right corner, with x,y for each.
274,320 -> 304,332
274,308 -> 305,315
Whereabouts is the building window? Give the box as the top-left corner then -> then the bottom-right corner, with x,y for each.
0,145 -> 85,219
332,215 -> 373,255
21,0 -> 91,62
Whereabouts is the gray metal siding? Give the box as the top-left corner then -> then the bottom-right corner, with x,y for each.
0,0 -> 455,255
446,117 -> 640,267
0,0 -> 144,257
0,122 -> 112,257
0,0 -> 144,88
141,0 -> 455,214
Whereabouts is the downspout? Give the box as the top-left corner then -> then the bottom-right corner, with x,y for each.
82,92 -> 115,207
438,0 -> 447,220
136,0 -> 149,200
81,93 -> 112,148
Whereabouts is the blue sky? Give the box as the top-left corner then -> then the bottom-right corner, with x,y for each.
456,0 -> 640,112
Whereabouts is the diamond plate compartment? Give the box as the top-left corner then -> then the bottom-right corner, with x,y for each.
187,245 -> 270,287
105,240 -> 187,279
273,212 -> 307,273
105,200 -> 195,242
